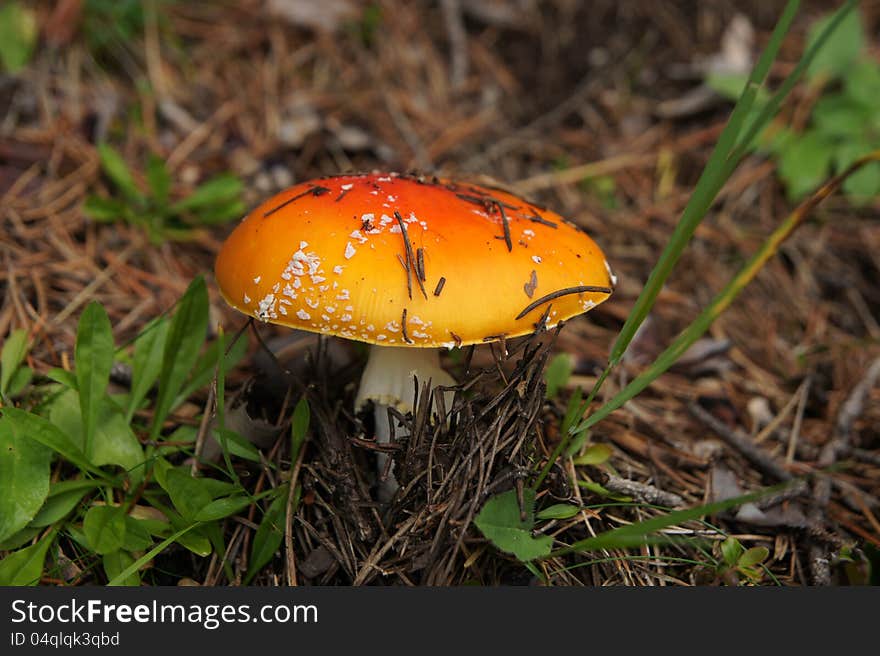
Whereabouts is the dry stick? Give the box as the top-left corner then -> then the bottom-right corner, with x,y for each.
352,516 -> 419,585
394,211 -> 427,299
515,285 -> 612,320
688,402 -> 792,482
440,0 -> 468,89
190,383 -> 216,475
395,254 -> 412,300
753,377 -> 807,444
495,201 -> 512,252
600,473 -> 685,508
263,185 -> 330,218
786,376 -> 811,464
809,358 -> 880,585
415,248 -> 426,282
166,101 -> 239,171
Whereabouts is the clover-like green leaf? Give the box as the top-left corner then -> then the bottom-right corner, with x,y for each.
474,489 -> 553,562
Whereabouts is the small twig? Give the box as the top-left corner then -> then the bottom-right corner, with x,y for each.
440,0 -> 468,89
688,402 -> 792,482
600,473 -> 685,508
515,285 -> 612,320
785,376 -> 811,464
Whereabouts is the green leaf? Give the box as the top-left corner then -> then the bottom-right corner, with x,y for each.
835,143 -> 880,200
0,530 -> 55,585
193,198 -> 247,225
96,143 -> 143,202
706,72 -> 771,108
150,277 -> 209,440
6,366 -> 32,397
30,487 -> 90,528
49,390 -> 145,484
291,397 -> 310,463
195,477 -> 240,500
82,505 -> 127,555
82,196 -> 128,223
194,495 -> 253,522
126,317 -> 170,421
75,301 -> 114,456
146,154 -> 171,204
106,522 -> 203,585
173,524 -> 212,556
245,488 -> 292,584
46,368 -> 78,389
844,59 -> 880,109
213,428 -> 262,463
0,2 -> 37,73
171,174 -> 242,212
812,95 -> 871,138
536,504 -> 581,520
121,517 -> 154,552
842,162 -> 880,201
1,407 -> 98,477
0,526 -> 41,551
572,443 -> 613,466
577,480 -> 630,501
721,537 -> 744,568
0,417 -> 51,542
777,131 -> 833,200
806,9 -> 864,82
163,468 -> 213,521
103,550 -> 140,586
1,328 -> 29,397
739,546 -> 770,568
474,488 -> 553,562
544,353 -> 573,400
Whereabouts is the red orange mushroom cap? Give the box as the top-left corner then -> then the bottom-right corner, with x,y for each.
214,173 -> 614,347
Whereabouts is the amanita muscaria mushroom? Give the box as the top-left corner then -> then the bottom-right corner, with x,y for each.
215,172 -> 614,500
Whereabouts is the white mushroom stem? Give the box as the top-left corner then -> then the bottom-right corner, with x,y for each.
355,345 -> 456,503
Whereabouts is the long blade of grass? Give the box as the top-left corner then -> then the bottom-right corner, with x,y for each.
106,522 -> 202,586
574,150 -> 880,435
607,0 -> 801,368
548,484 -> 789,557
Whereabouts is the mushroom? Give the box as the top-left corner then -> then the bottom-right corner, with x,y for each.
214,173 -> 614,501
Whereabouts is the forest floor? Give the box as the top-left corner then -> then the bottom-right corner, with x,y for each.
2,0 -> 879,585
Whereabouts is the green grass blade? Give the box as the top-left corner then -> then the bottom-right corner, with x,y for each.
106,522 -> 202,586
549,485 -> 788,557
608,0 -> 800,367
